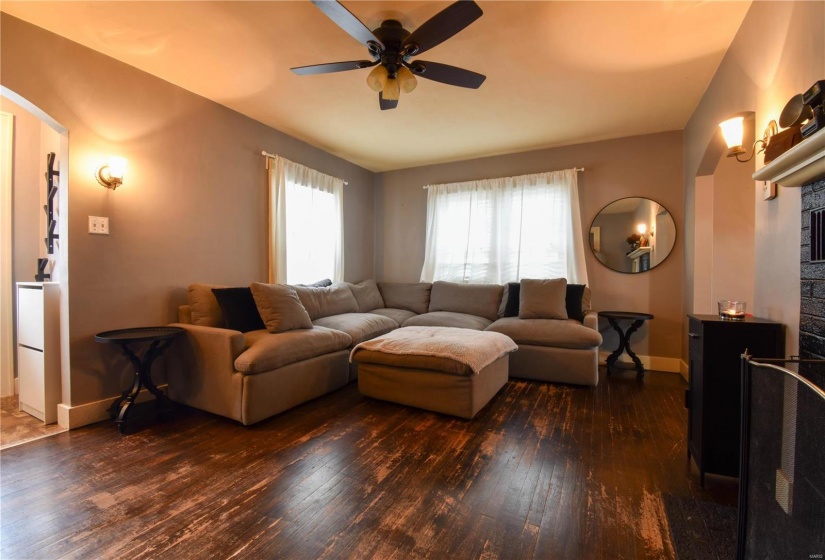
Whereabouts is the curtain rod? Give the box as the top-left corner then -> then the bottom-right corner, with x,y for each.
421,167 -> 585,189
261,150 -> 348,185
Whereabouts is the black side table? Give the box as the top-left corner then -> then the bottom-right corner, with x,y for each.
600,311 -> 654,378
95,326 -> 183,433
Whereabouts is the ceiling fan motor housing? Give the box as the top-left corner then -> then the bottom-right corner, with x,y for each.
374,20 -> 414,78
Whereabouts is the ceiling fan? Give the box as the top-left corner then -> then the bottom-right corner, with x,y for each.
291,0 -> 486,110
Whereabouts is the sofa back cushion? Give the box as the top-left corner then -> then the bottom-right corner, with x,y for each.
377,282 -> 432,315
187,283 -> 228,327
428,281 -> 503,322
347,279 -> 385,312
519,278 -> 568,320
293,282 -> 358,320
250,282 -> 313,333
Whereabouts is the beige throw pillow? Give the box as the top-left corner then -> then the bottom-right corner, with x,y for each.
187,283 -> 228,327
250,282 -> 313,333
519,278 -> 568,320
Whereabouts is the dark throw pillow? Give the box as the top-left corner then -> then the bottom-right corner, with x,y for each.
565,284 -> 586,322
211,287 -> 266,332
504,282 -> 520,317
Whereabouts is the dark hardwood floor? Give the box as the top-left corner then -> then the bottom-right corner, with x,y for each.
0,369 -> 737,559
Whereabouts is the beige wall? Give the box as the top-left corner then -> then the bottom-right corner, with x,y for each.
683,1 -> 825,359
377,131 -> 685,361
1,15 -> 376,406
1,96 -> 41,286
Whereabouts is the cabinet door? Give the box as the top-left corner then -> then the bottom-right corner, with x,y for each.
18,345 -> 45,421
688,353 -> 704,465
17,287 -> 44,349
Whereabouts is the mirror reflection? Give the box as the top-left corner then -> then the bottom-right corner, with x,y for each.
589,197 -> 676,274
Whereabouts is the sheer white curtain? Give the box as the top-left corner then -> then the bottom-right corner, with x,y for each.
268,155 -> 344,284
420,169 -> 587,284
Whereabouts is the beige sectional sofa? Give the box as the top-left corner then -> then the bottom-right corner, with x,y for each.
167,279 -> 602,425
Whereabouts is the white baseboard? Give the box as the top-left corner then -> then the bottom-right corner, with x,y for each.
599,352 -> 682,374
57,384 -> 167,430
679,360 -> 689,382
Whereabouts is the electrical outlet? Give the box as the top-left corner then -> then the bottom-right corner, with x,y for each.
88,216 -> 109,235
762,181 -> 777,201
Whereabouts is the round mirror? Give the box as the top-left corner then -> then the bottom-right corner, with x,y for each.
589,197 -> 676,273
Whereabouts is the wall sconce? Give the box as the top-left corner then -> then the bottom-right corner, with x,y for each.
96,156 -> 127,190
636,223 -> 647,235
719,116 -> 778,163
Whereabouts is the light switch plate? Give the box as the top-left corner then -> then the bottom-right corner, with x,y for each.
762,180 -> 777,201
88,216 -> 109,235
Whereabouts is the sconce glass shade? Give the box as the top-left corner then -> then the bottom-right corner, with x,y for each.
108,157 -> 127,181
636,223 -> 647,235
366,65 -> 388,93
383,77 -> 400,101
397,66 -> 418,93
719,116 -> 745,154
96,156 -> 127,190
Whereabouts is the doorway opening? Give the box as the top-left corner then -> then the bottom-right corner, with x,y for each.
1,87 -> 71,445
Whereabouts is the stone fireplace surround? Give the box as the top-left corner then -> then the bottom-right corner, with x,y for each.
800,177 -> 825,358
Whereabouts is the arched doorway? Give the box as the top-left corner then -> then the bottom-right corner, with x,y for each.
0,87 -> 70,429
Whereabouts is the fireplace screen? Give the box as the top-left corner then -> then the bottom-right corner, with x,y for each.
738,356 -> 825,559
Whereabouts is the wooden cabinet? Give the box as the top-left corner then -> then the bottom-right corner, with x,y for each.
686,314 -> 783,486
16,282 -> 61,423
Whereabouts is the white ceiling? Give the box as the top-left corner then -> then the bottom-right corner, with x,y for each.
2,1 -> 751,172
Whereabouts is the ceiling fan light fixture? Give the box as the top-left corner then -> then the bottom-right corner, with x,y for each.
383,77 -> 401,101
366,65 -> 388,93
397,66 -> 418,93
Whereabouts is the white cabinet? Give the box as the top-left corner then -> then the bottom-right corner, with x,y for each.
16,282 -> 61,423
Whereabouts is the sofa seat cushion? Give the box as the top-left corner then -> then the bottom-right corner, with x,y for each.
370,308 -> 418,325
403,311 -> 492,331
312,313 -> 398,346
235,326 -> 352,374
486,317 -> 602,349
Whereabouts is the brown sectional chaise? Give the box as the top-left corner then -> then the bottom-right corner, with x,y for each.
168,279 -> 602,425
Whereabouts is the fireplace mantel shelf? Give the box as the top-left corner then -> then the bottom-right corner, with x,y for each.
753,128 -> 825,187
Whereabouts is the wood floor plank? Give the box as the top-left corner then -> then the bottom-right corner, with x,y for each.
0,369 -> 737,559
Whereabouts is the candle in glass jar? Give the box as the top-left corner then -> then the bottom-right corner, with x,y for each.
718,300 -> 746,320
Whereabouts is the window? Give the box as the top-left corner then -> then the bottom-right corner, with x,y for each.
420,169 -> 587,284
267,156 -> 344,284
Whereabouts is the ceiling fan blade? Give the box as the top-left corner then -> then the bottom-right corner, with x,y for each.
379,92 -> 398,111
291,60 -> 377,75
311,0 -> 384,50
402,0 -> 482,56
407,60 -> 486,89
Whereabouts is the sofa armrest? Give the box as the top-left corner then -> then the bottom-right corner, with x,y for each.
166,323 -> 245,422
583,310 -> 598,331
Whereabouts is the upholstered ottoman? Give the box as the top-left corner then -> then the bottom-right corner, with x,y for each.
351,326 -> 518,419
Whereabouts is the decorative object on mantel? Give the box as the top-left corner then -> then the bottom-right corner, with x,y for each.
800,79 -> 825,139
752,127 -> 825,187
718,300 -> 746,320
